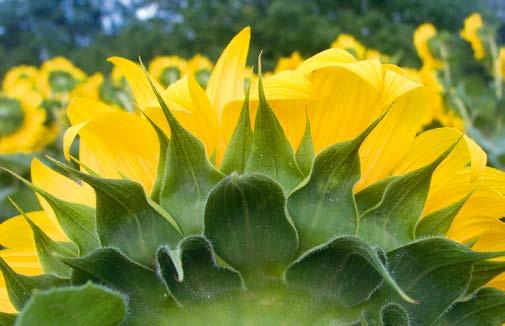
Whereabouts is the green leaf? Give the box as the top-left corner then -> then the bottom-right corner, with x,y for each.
285,236 -> 413,307
50,160 -> 182,267
440,288 -> 505,325
244,71 -> 303,193
0,258 -> 68,310
144,64 -> 224,235
0,312 -> 14,326
295,117 -> 314,176
415,194 -> 470,238
355,176 -> 395,215
62,248 -> 168,312
287,114 -> 383,252
24,215 -> 77,278
220,87 -> 252,175
204,173 -> 298,282
380,238 -> 504,325
156,236 -> 242,305
381,304 -> 409,326
16,282 -> 127,326
4,168 -> 99,255
467,260 -> 505,294
357,141 -> 457,250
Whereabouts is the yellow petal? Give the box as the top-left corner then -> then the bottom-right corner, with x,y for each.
472,221 -> 505,260
0,211 -> 67,249
0,288 -> 16,313
31,159 -> 95,228
107,56 -> 163,110
0,249 -> 42,277
295,48 -> 356,75
77,111 -> 159,193
66,97 -> 117,126
206,27 -> 250,120
481,167 -> 505,194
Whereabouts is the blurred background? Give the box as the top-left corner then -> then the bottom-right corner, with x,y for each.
0,0 -> 504,74
1,0 -> 505,219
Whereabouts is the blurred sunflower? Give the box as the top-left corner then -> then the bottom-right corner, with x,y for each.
1,65 -> 38,94
188,54 -> 213,87
0,89 -> 47,153
71,73 -> 104,101
331,34 -> 366,59
460,13 -> 485,60
414,23 -> 443,69
274,52 -> 303,73
37,57 -> 86,101
148,56 -> 188,88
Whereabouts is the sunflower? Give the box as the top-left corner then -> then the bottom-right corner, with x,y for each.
148,56 -> 188,88
0,88 -> 47,154
1,65 -> 38,94
188,54 -> 213,87
330,34 -> 366,59
274,52 -> 303,73
414,23 -> 443,69
0,28 -> 504,323
460,13 -> 486,60
71,73 -> 104,101
37,57 -> 87,101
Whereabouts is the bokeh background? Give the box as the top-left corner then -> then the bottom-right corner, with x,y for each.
1,0 -> 504,75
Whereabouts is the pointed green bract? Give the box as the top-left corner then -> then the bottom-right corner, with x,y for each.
0,258 -> 67,310
467,260 -> 505,294
378,238 -> 505,325
355,176 -> 395,215
244,72 -> 303,193
415,194 -> 470,238
156,236 -> 242,305
357,141 -> 458,250
295,117 -> 314,176
16,283 -> 127,326
381,304 -> 409,326
144,64 -> 225,235
221,87 -> 252,175
205,173 -> 298,282
286,236 -> 413,306
288,115 -> 384,252
50,160 -> 182,267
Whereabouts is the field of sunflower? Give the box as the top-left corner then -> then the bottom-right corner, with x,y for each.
0,6 -> 504,325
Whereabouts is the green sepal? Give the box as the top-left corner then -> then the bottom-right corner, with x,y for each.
466,260 -> 505,294
0,312 -> 15,326
204,173 -> 298,283
156,236 -> 242,305
357,140 -> 458,250
0,258 -> 68,310
244,68 -> 303,193
23,215 -> 77,278
295,116 -> 314,176
415,193 -> 470,238
285,236 -> 414,306
62,248 -> 168,315
49,159 -> 182,267
15,282 -> 127,326
3,167 -> 99,255
355,176 -> 395,215
379,238 -> 504,325
143,62 -> 225,235
439,288 -> 505,325
288,113 -> 384,252
381,304 -> 409,326
220,86 -> 252,175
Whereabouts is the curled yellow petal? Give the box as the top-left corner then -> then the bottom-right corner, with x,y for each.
66,97 -> 117,126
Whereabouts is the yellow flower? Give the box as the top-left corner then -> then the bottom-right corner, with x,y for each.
414,23 -> 443,69
2,65 -> 38,93
274,52 -> 303,73
0,27 -> 504,314
0,89 -> 47,154
70,73 -> 104,101
188,54 -> 213,87
497,47 -> 505,80
364,49 -> 389,62
330,34 -> 366,59
148,55 -> 188,88
460,13 -> 485,60
37,57 -> 87,100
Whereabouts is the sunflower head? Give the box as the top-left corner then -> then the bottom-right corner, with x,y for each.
274,52 -> 303,73
0,27 -> 504,325
148,56 -> 188,88
37,57 -> 86,99
2,65 -> 39,94
188,54 -> 213,87
414,23 -> 443,69
460,13 -> 486,60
